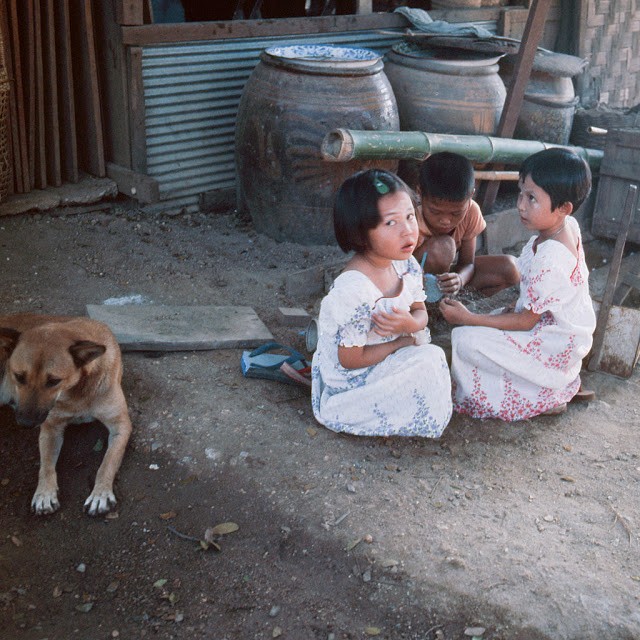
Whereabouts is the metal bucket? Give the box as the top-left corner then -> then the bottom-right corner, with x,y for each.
235,45 -> 399,245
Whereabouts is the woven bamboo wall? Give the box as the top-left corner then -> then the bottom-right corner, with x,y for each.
576,0 -> 640,108
0,0 -> 11,200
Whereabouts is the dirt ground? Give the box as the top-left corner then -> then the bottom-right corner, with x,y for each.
1,199 -> 639,640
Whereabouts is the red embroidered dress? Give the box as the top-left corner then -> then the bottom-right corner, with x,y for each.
450,216 -> 596,421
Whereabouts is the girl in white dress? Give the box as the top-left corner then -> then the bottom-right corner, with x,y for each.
440,148 -> 596,421
311,169 -> 452,437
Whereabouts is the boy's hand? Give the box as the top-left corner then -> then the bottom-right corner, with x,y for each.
439,297 -> 471,325
437,272 -> 463,295
371,307 -> 414,337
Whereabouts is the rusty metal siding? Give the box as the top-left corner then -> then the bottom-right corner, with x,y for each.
140,22 -> 497,212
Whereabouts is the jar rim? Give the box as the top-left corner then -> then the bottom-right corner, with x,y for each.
264,44 -> 381,66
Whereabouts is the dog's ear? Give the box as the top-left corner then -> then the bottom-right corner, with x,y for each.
69,340 -> 107,368
0,327 -> 21,357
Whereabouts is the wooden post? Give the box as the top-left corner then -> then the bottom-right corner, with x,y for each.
588,184 -> 639,372
479,0 -> 552,214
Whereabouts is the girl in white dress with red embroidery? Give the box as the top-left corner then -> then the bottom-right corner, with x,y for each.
311,169 -> 452,437
440,148 -> 596,421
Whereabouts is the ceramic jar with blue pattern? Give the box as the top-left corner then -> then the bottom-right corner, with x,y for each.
235,44 -> 400,245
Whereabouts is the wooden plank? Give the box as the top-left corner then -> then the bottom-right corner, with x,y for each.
591,129 -> 640,243
17,0 -> 35,188
120,7 -> 504,45
143,0 -> 153,24
588,184 -> 638,372
70,0 -> 105,177
116,0 -> 144,25
33,0 -> 47,188
128,46 -> 147,172
41,0 -> 61,186
7,0 -> 28,192
92,0 -> 131,168
54,0 -> 78,183
106,162 -> 159,202
480,0 -> 552,214
121,12 -> 412,45
1,0 -> 18,194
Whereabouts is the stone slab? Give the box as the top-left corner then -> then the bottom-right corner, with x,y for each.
483,207 -> 531,254
0,176 -> 118,217
277,307 -> 310,326
86,304 -> 273,351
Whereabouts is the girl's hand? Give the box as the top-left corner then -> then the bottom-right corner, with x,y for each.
437,272 -> 463,295
371,307 -> 414,337
439,297 -> 472,325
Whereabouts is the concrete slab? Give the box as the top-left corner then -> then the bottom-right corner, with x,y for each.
0,175 -> 117,217
589,251 -> 640,301
277,307 -> 310,326
484,207 -> 531,254
86,304 -> 273,351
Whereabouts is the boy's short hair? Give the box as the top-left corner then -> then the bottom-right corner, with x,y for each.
333,169 -> 416,253
519,148 -> 592,212
419,152 -> 475,202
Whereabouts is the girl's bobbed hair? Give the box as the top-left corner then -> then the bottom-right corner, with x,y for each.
333,169 -> 416,253
519,148 -> 592,212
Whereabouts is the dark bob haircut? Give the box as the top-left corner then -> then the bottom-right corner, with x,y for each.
519,148 -> 592,212
418,151 -> 475,202
333,169 -> 416,253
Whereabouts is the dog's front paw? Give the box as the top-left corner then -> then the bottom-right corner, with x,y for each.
31,489 -> 60,515
84,489 -> 117,516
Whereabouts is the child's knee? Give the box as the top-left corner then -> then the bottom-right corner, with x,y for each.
424,236 -> 456,273
503,254 -> 520,286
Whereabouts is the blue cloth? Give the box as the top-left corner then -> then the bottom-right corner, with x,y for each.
394,7 -> 494,39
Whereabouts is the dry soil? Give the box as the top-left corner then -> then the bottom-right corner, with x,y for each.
1,201 -> 639,640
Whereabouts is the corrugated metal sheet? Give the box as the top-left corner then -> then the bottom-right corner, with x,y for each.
140,22 -> 497,213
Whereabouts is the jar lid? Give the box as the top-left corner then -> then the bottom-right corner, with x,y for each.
391,40 -> 502,66
262,45 -> 383,75
265,44 -> 380,64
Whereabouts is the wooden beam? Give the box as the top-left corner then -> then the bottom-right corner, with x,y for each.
121,12 -> 410,45
70,0 -> 106,177
106,162 -> 159,203
480,0 -> 552,214
116,0 -> 144,25
127,46 -> 147,173
54,0 -> 79,183
42,0 -> 61,187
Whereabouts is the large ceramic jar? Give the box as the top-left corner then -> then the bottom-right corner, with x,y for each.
235,44 -> 399,245
384,42 -> 506,136
500,52 -> 582,145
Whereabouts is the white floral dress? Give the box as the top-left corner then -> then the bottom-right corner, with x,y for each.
450,216 -> 596,421
311,257 -> 452,437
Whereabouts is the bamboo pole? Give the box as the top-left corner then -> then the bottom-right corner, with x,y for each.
320,129 -> 604,172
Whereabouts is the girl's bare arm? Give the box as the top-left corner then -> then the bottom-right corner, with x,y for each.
439,298 -> 540,331
338,336 -> 416,369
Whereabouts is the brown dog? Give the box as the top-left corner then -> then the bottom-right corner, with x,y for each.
0,313 -> 132,516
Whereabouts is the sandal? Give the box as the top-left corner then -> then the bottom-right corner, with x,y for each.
540,403 -> 568,416
241,342 -> 311,388
571,388 -> 596,402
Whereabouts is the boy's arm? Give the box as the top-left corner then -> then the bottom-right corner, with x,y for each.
437,236 -> 476,293
454,236 -> 476,287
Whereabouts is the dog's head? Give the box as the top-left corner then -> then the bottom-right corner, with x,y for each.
0,326 -> 106,428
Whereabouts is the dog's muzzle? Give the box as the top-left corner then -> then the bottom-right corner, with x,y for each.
15,407 -> 47,428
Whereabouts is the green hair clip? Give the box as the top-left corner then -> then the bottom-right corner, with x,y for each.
373,177 -> 390,195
